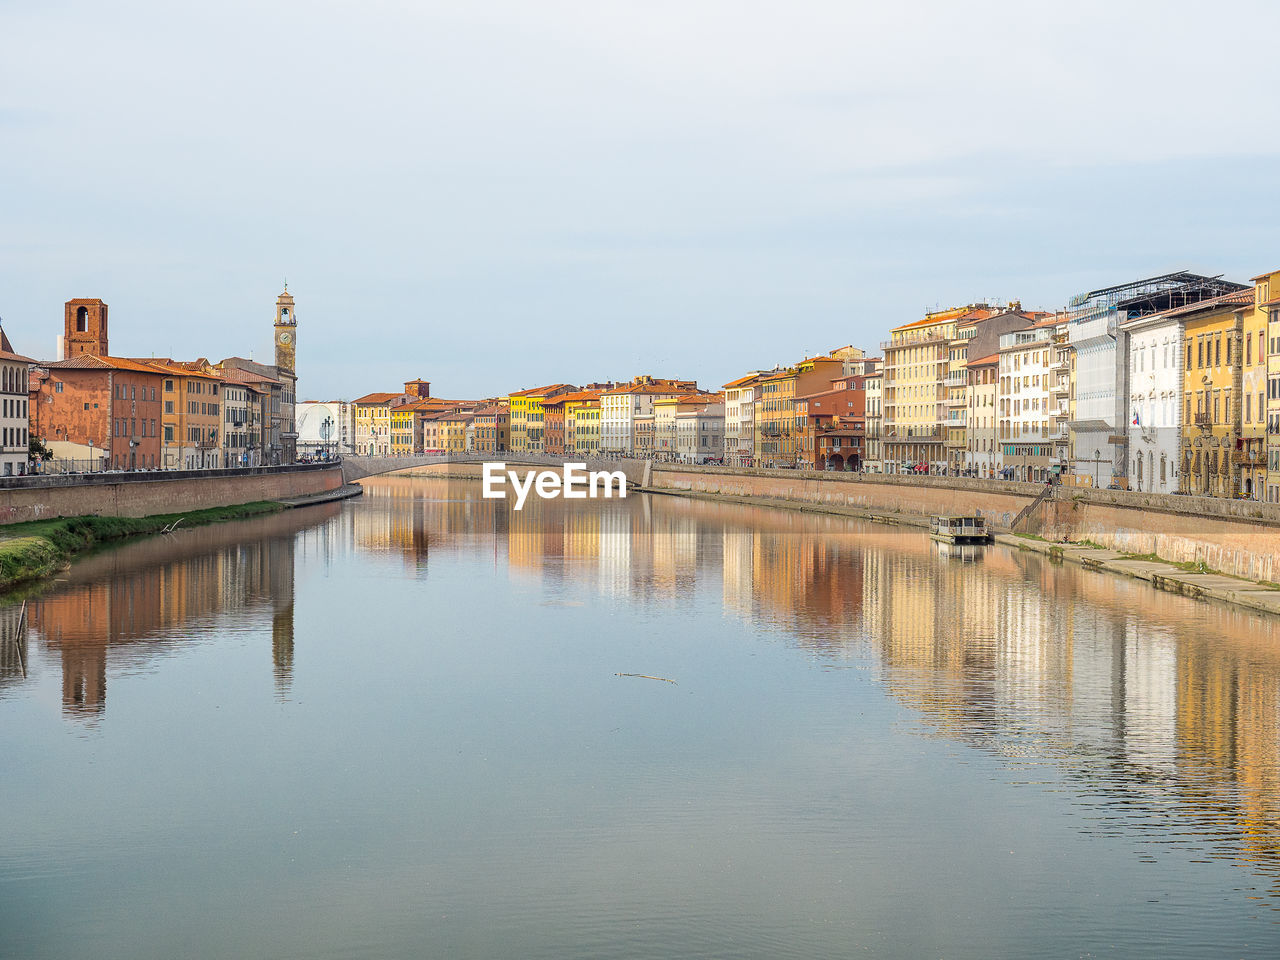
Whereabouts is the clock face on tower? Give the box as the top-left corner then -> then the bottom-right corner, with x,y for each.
279,331 -> 292,345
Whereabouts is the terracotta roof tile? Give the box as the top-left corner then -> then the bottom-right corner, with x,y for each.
353,392 -> 406,404
46,354 -> 166,374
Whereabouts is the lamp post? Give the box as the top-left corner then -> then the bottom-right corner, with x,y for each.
1094,448 -> 1101,488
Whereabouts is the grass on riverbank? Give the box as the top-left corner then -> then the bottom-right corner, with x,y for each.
0,502 -> 284,592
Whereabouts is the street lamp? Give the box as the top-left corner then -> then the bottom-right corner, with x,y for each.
1094,448 -> 1100,488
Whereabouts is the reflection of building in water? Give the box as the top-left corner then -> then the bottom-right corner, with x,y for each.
25,506 -> 334,718
597,504 -> 636,599
356,474 -> 1280,890
269,538 -> 295,698
721,529 -> 754,620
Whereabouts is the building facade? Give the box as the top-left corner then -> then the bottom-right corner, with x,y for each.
964,354 -> 999,478
998,324 -> 1056,483
31,356 -> 164,470
1068,272 -> 1245,488
1180,290 -> 1255,497
0,332 -> 34,476
1121,310 -> 1184,494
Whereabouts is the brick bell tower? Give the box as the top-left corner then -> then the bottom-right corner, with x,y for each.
64,298 -> 109,357
274,287 -> 296,373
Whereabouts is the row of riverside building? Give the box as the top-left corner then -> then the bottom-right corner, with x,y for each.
321,266 -> 1280,502
1,291 -> 300,475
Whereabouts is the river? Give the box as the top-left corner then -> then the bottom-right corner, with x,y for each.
2,474 -> 1279,958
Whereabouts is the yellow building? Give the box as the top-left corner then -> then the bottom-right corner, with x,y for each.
1180,289 -> 1255,497
353,392 -> 404,456
883,306 -> 994,473
508,384 -> 573,453
1240,268 -> 1280,501
563,393 -> 602,457
390,405 -> 415,455
438,412 -> 471,452
944,329 -> 971,473
144,359 -> 225,469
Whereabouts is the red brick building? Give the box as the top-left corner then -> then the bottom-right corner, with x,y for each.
30,356 -> 165,470
542,397 -> 568,456
802,383 -> 867,471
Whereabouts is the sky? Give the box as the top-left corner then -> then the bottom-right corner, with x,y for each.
3,0 -> 1279,401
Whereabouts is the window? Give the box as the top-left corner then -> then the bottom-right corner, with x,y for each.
55,382 -> 63,393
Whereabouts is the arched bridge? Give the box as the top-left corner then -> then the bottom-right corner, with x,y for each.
339,453 -> 650,486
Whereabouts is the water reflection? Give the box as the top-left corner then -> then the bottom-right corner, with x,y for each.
4,475 -> 1280,913
6,504 -> 342,717
359,476 -> 1280,897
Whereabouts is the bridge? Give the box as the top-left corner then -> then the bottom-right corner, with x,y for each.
339,453 -> 651,485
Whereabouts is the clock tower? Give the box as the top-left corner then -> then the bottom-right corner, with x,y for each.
274,287 -> 296,373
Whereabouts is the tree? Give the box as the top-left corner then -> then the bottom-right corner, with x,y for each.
29,436 -> 53,462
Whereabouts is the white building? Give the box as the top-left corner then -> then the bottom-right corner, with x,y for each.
297,400 -> 354,458
864,369 -> 883,472
599,378 -> 697,457
222,379 -> 266,467
676,400 -> 724,463
1066,272 -> 1246,487
0,331 -> 33,476
1121,310 -> 1184,494
723,373 -> 765,466
998,324 -> 1056,482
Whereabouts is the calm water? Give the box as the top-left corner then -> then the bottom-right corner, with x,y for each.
3,475 -> 1280,959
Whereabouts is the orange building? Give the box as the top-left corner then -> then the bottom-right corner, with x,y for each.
30,355 -> 164,470
472,404 -> 510,452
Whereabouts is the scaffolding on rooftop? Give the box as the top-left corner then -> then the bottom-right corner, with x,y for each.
1067,270 -> 1248,324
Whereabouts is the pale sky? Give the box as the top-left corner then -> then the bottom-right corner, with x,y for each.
3,0 -> 1278,400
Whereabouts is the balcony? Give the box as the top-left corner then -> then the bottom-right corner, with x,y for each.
943,373 -> 968,387
1232,450 -> 1265,466
1194,412 -> 1212,427
880,333 -> 949,351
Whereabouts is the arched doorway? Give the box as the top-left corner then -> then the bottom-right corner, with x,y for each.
827,454 -> 844,471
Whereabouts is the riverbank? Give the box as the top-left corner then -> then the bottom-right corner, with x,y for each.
0,462 -> 343,526
642,483 -> 1280,618
0,501 -> 285,593
275,483 -> 364,509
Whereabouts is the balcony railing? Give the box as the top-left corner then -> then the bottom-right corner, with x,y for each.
1194,412 -> 1212,426
1232,450 -> 1265,466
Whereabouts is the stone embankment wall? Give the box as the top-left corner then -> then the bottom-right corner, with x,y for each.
0,464 -> 343,525
649,466 -> 1045,529
647,465 -> 1280,582
1041,496 -> 1280,583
